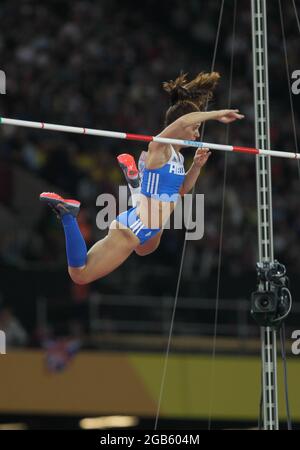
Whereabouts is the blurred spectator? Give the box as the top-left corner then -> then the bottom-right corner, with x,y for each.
0,307 -> 28,347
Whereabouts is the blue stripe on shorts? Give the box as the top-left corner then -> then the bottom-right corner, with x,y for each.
116,207 -> 161,245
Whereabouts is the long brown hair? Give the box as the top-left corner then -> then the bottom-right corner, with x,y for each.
163,72 -> 220,126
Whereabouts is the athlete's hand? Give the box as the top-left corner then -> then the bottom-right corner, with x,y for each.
217,109 -> 244,124
194,148 -> 211,168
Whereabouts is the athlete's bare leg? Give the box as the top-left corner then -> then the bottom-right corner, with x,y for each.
134,230 -> 163,256
69,221 -> 139,284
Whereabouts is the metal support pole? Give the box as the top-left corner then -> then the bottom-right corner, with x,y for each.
251,0 -> 279,430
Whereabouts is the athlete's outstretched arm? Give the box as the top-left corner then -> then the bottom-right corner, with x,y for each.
179,148 -> 211,195
149,109 -> 244,152
179,109 -> 244,128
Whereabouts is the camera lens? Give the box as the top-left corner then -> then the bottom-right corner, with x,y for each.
257,297 -> 270,309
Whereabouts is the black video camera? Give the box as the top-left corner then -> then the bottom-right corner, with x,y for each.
251,261 -> 291,327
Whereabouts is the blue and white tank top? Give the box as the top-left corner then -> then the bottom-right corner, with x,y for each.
140,146 -> 185,202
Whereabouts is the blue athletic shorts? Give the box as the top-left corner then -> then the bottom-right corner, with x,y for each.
116,207 -> 161,245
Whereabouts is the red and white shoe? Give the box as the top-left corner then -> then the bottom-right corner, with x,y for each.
117,153 -> 140,188
39,192 -> 80,218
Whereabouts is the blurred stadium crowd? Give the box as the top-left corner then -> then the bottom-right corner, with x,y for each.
0,0 -> 299,344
